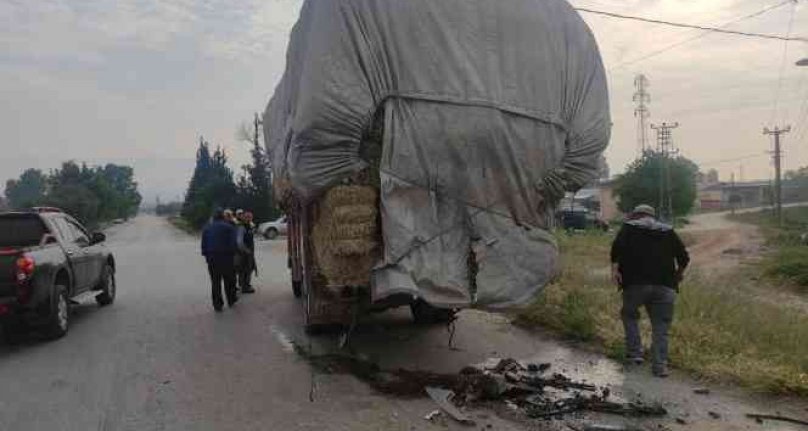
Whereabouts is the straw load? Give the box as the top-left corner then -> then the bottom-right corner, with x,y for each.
311,185 -> 380,286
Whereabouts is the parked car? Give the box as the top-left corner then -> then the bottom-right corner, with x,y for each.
258,216 -> 288,240
0,209 -> 116,342
559,208 -> 609,232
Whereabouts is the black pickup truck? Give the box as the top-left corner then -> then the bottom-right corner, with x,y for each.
0,209 -> 116,342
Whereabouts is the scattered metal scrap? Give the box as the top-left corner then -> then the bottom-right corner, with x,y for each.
297,349 -> 667,424
425,387 -> 475,425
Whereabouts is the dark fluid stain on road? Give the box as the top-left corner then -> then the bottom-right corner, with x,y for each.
292,342 -> 459,398
289,337 -> 668,425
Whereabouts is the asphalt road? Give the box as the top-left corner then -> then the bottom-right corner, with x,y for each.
0,215 -> 804,430
0,215 -> 526,431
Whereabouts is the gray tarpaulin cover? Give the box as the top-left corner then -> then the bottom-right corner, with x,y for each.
264,0 -> 611,309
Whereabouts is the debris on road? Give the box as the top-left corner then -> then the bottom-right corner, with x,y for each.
583,424 -> 642,431
708,411 -> 721,419
424,410 -> 442,421
426,387 -> 475,425
299,352 -> 667,424
746,413 -> 808,427
693,388 -> 710,395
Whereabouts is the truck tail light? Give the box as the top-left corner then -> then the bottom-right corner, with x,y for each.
15,254 -> 35,303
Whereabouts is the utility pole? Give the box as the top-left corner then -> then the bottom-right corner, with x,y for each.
730,172 -> 736,215
763,125 -> 790,225
633,74 -> 651,157
651,122 -> 680,222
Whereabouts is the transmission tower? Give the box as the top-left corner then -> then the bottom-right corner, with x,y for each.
633,74 -> 651,156
651,122 -> 680,221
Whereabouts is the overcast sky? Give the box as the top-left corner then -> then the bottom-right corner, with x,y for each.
1,0 -> 807,204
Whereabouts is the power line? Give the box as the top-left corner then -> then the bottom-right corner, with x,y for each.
771,1 -> 798,124
608,0 -> 796,71
575,6 -> 808,43
699,153 -> 769,167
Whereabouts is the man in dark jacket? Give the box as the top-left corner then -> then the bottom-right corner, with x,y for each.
201,208 -> 239,312
236,211 -> 256,294
611,204 -> 689,377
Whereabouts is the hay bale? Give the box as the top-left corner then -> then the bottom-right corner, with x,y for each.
273,175 -> 295,208
324,221 -> 377,243
311,185 -> 380,286
329,239 -> 377,256
322,186 -> 378,208
332,205 -> 377,224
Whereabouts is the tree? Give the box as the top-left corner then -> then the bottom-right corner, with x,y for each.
237,116 -> 279,222
99,164 -> 142,218
5,168 -> 47,209
614,152 -> 698,219
3,162 -> 140,226
40,161 -> 141,226
181,138 -> 237,229
785,166 -> 808,183
46,183 -> 100,225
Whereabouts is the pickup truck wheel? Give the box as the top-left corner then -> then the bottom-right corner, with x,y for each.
264,228 -> 278,240
43,285 -> 69,339
96,265 -> 116,306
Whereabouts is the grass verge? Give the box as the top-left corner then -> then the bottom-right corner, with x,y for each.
515,231 -> 808,397
167,216 -> 198,235
732,207 -> 808,293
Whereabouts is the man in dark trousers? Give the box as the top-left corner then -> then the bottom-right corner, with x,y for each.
236,211 -> 257,294
611,204 -> 690,377
201,208 -> 239,312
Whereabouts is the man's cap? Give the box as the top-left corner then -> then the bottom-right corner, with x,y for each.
235,209 -> 244,215
632,204 -> 656,217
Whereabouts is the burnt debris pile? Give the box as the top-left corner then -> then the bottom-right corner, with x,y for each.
304,352 -> 667,423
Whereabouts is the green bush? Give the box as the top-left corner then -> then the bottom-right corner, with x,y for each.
765,246 -> 808,290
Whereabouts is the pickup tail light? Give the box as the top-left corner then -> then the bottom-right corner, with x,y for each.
15,254 -> 35,303
16,255 -> 35,278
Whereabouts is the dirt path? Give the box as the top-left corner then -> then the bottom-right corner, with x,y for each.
684,208 -> 808,314
682,211 -> 765,272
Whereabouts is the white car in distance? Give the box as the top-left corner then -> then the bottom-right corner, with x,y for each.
258,216 -> 288,240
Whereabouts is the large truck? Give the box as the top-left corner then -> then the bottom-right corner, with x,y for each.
265,0 -> 611,332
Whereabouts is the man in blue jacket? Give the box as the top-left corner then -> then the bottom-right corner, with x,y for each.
201,208 -> 239,312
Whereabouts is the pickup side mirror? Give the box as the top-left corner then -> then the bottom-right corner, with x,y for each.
41,234 -> 58,245
90,232 -> 106,245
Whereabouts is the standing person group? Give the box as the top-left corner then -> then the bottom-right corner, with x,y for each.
610,204 -> 689,378
201,208 -> 258,312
